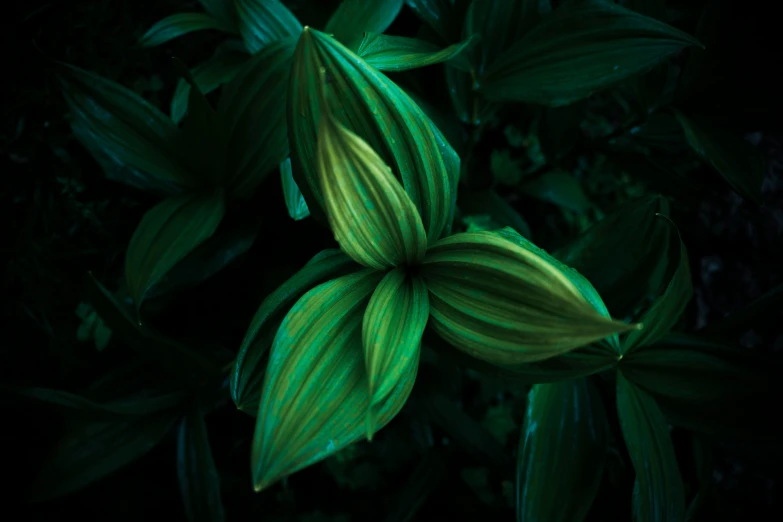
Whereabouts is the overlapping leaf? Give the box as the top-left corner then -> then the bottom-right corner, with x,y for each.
234,0 -> 302,53
138,13 -> 234,48
325,0 -> 404,52
280,158 -> 310,220
357,33 -> 475,72
480,0 -> 702,106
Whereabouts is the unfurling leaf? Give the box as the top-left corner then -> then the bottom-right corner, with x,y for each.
317,99 -> 427,269
177,407 -> 225,522
325,0 -> 404,52
252,271 -> 416,490
357,33 -> 476,72
231,249 -> 360,413
480,1 -> 702,106
422,231 -> 635,364
125,190 -> 225,309
362,268 -> 428,436
517,378 -> 608,522
138,13 -> 234,48
617,372 -> 685,522
280,158 -> 310,220
288,28 -> 458,241
234,0 -> 302,53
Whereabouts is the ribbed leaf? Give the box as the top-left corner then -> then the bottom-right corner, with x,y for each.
422,231 -> 635,364
288,28 -> 458,241
234,0 -> 302,53
317,99 -> 428,269
517,378 -> 608,522
325,0 -> 404,52
674,110 -> 765,205
217,39 -> 295,197
199,0 -> 239,30
362,268 -> 428,436
138,13 -> 233,48
171,41 -> 249,124
480,0 -> 702,106
617,372 -> 685,522
125,191 -> 225,309
252,270 -> 417,490
280,158 -> 310,220
622,217 -> 691,353
357,32 -> 476,72
231,249 -> 359,413
177,407 -> 225,522
59,63 -> 194,189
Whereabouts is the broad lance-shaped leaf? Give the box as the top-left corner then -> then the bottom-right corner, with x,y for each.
617,372 -> 685,522
288,28 -> 458,241
422,231 -> 636,364
357,32 -> 476,72
177,407 -> 225,522
480,0 -> 702,106
280,158 -> 310,220
325,0 -> 404,52
217,39 -> 295,197
231,249 -> 360,413
674,110 -> 765,205
317,99 -> 427,269
253,270 -> 417,490
125,190 -> 225,309
137,13 -> 234,48
622,216 -> 692,354
234,0 -> 302,53
362,268 -> 428,437
517,378 -> 608,522
59,63 -> 194,190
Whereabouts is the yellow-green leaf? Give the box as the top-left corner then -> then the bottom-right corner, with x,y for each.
253,270 -> 416,490
288,28 -> 458,241
422,231 -> 635,364
280,158 -> 310,221
137,13 -> 234,48
325,0 -> 404,52
125,191 -> 225,309
234,0 -> 302,53
357,33 -> 476,72
362,268 -> 428,436
317,102 -> 427,269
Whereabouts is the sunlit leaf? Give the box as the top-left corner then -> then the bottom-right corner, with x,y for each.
325,0 -> 404,52
357,32 -> 476,72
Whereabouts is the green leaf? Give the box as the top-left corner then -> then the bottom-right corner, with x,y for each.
252,270 -> 415,490
357,32 -> 476,72
29,413 -> 178,501
234,0 -> 302,53
288,28 -> 458,241
480,0 -> 702,106
200,0 -> 239,30
626,0 -> 665,19
673,110 -> 765,205
280,158 -> 310,220
383,449 -> 448,522
519,169 -> 592,213
171,40 -> 249,124
422,231 -> 635,364
405,0 -> 466,43
177,407 -> 225,522
554,195 -> 672,317
59,63 -> 194,190
517,378 -> 608,522
231,249 -> 360,413
622,216 -> 692,353
218,39 -> 296,197
699,282 -> 783,338
458,189 -> 532,238
324,0 -> 404,52
317,98 -> 428,269
125,191 -> 225,309
617,372 -> 685,522
138,13 -> 233,48
362,269 -> 428,436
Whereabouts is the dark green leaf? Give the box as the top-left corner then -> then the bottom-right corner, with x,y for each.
280,158 -> 310,220
519,169 -> 592,213
125,190 -> 226,308
199,0 -> 239,31
445,66 -> 496,126
404,88 -> 467,152
138,13 -> 234,48
383,449 -> 448,522
629,112 -> 688,153
357,32 -> 476,72
59,63 -> 194,190
177,407 -> 225,522
606,153 -> 703,203
517,378 -> 608,522
699,282 -> 783,338
617,372 -> 685,522
234,0 -> 302,53
29,413 -> 178,502
405,0 -> 465,43
325,0 -> 404,52
230,249 -> 360,413
457,189 -> 532,238
480,1 -> 701,106
674,110 -> 765,205
626,0 -> 665,19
